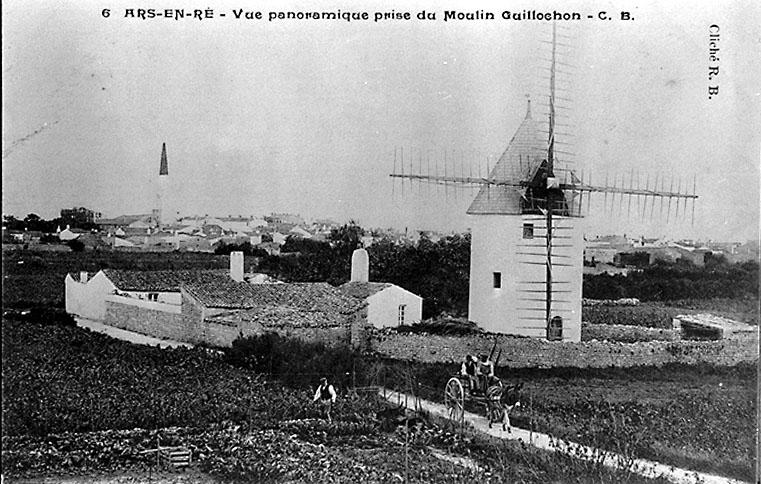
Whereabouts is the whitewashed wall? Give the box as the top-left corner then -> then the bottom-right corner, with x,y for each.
468,214 -> 583,342
65,271 -> 182,321
65,271 -> 117,320
366,285 -> 423,328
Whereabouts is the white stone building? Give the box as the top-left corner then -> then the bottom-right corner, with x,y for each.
339,249 -> 423,329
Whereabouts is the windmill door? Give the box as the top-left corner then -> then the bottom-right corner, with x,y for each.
547,316 -> 563,341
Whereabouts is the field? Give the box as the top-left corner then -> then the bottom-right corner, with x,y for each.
1,319 -> 670,483
381,360 -> 757,482
2,248 -> 757,482
582,298 -> 759,328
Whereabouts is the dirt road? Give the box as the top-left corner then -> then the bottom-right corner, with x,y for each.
380,389 -> 748,484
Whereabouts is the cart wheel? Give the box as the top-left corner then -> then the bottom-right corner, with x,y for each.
444,377 -> 465,423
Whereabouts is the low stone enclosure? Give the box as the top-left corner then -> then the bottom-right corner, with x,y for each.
368,319 -> 758,369
581,322 -> 679,343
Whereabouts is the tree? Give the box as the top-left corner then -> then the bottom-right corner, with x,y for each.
214,241 -> 267,257
67,239 -> 85,252
704,251 -> 728,268
329,222 -> 365,256
3,215 -> 24,231
281,236 -> 330,254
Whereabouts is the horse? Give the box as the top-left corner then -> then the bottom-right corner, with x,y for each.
485,382 -> 523,432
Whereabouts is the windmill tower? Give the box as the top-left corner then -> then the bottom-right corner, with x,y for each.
391,23 -> 697,342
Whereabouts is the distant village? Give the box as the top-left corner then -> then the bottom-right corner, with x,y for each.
2,206 -> 457,255
2,205 -> 759,272
5,141 -> 757,273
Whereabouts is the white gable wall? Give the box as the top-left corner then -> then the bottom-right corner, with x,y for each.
65,271 -> 183,321
366,285 -> 422,329
65,271 -> 117,320
468,214 -> 583,342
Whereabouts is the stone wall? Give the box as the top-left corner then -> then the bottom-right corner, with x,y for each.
105,299 -> 188,342
201,320 -> 249,347
581,323 -> 680,343
267,325 -> 350,347
369,329 -> 758,368
104,290 -> 359,348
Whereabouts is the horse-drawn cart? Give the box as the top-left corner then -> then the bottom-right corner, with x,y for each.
444,376 -> 508,425
444,346 -> 523,431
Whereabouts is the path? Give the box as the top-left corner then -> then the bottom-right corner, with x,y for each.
380,389 -> 747,484
76,318 -> 194,349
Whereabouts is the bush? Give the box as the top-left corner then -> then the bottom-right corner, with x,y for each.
214,241 -> 268,257
583,260 -> 758,301
223,333 -> 369,389
67,239 -> 85,252
394,318 -> 484,336
2,308 -> 76,326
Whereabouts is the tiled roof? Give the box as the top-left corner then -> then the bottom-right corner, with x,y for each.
206,306 -> 348,329
467,103 -> 545,215
338,282 -> 393,300
102,269 -> 228,292
184,279 -> 364,313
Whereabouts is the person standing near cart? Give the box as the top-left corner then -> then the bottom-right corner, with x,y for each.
313,377 -> 337,423
477,354 -> 495,392
460,355 -> 479,393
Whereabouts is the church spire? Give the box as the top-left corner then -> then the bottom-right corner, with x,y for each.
159,142 -> 168,176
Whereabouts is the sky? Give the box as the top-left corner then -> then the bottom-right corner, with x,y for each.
3,0 -> 760,242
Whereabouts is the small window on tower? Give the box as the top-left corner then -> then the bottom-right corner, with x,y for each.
493,272 -> 502,289
523,223 -> 534,239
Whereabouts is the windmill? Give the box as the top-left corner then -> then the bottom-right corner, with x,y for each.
390,23 -> 697,342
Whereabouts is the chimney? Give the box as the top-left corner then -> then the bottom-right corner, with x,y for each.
350,248 -> 369,283
230,251 -> 244,282
80,271 -> 88,283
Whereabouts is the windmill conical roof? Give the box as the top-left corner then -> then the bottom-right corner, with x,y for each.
467,103 -> 546,215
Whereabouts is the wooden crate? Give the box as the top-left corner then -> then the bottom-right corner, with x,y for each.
159,446 -> 192,468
